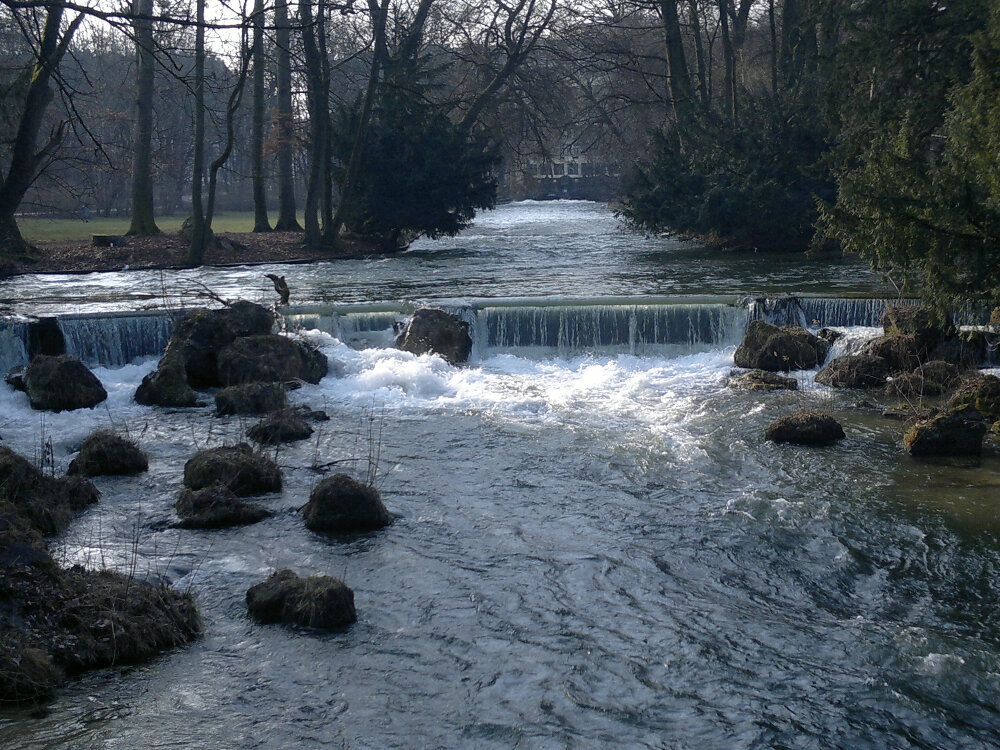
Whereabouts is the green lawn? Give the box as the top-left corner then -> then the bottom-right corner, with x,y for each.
17,212 -> 269,242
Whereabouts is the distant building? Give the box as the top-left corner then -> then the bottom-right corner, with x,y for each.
503,143 -> 620,202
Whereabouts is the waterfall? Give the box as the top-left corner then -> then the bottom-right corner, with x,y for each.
59,311 -> 176,366
0,319 -> 30,374
0,295 -> 952,372
470,298 -> 748,357
740,295 -> 921,328
282,303 -> 406,349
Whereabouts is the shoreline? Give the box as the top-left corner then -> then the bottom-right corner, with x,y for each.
2,231 -> 398,279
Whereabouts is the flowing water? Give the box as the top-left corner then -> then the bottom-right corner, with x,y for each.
1,202 -> 999,748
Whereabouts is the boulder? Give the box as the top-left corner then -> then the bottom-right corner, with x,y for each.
246,569 -> 356,629
815,354 -> 890,389
5,366 -> 26,392
861,333 -> 921,373
886,360 -> 961,399
174,486 -> 271,529
733,321 -> 829,372
183,444 -> 282,496
67,430 -> 148,477
302,473 -> 393,532
0,446 -> 99,535
948,374 -> 1000,421
727,369 -> 797,391
134,355 -> 199,408
904,405 -> 987,457
26,317 -> 66,359
24,355 -> 107,412
172,301 -> 276,387
216,335 -> 327,386
397,308 -> 473,365
247,409 -> 314,444
214,382 -> 288,416
765,411 -> 845,446
135,302 -> 275,405
817,328 -> 843,344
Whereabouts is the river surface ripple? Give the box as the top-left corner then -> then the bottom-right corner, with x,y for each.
1,203 -> 998,748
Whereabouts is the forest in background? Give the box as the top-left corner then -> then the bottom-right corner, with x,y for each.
0,0 -> 997,307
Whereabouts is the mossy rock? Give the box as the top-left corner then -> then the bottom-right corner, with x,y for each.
68,431 -> 148,477
948,374 -> 1000,421
302,474 -> 393,532
815,354 -> 890,389
904,405 -> 987,457
733,321 -> 829,372
216,335 -> 328,386
246,569 -> 356,629
214,382 -> 288,416
396,308 -> 473,365
183,444 -> 282,497
886,360 -> 962,399
25,355 -> 107,412
727,369 -> 797,391
765,411 -> 845,446
248,409 -> 314,444
175,486 -> 271,529
0,565 -> 200,703
0,446 -> 99,536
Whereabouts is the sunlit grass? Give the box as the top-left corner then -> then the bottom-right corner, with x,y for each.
17,212 -> 269,242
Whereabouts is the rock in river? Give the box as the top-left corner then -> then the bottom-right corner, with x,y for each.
765,411 -> 845,446
246,569 -> 357,629
24,354 -> 107,412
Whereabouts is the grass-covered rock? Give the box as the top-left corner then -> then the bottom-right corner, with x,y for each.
214,382 -> 288,416
247,409 -> 314,444
765,411 -> 845,446
246,569 -> 356,629
183,444 -> 282,497
175,486 -> 271,529
302,473 -> 393,532
25,354 -> 107,412
68,430 -> 148,477
216,335 -> 327,386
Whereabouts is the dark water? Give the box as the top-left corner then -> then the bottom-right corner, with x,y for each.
1,203 -> 999,749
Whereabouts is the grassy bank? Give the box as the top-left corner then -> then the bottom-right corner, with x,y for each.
17,212 -> 279,243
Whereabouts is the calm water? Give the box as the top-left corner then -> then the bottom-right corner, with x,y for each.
1,201 -> 885,315
2,203 -> 999,749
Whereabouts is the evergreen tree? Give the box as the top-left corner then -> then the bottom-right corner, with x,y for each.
820,5 -> 1000,310
333,62 -> 499,248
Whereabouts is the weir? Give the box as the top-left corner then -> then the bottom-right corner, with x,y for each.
0,295 -> 929,370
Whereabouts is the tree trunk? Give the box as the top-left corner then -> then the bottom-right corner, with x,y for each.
328,0 -> 389,243
779,0 -> 802,90
251,0 -> 271,232
719,0 -> 737,127
658,0 -> 696,145
300,0 -> 327,247
273,0 -> 300,230
128,0 -> 159,236
187,0 -> 208,266
769,0 -> 778,95
688,1 -> 709,105
0,6 -> 81,260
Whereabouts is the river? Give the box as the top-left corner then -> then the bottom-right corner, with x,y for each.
1,201 -> 998,748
